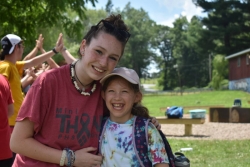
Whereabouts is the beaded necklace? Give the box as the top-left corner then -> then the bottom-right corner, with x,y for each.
70,60 -> 96,96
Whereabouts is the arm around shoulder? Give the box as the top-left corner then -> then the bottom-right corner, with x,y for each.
148,123 -> 170,167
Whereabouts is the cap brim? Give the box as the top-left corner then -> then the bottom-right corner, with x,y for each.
100,73 -> 139,85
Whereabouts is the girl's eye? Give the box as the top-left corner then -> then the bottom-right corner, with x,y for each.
109,56 -> 118,61
96,50 -> 102,55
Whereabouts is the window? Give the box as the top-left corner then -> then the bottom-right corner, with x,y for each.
237,57 -> 241,67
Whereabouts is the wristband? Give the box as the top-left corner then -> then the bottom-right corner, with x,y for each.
52,48 -> 58,54
63,47 -> 67,51
60,150 -> 67,166
69,150 -> 75,167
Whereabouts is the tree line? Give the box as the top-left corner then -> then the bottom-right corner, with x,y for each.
0,0 -> 249,90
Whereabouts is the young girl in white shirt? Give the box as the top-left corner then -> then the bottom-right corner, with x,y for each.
100,67 -> 170,167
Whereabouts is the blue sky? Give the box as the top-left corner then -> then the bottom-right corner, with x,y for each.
88,0 -> 206,27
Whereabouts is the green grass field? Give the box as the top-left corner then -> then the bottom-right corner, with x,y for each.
169,139 -> 250,167
141,90 -> 250,167
142,90 -> 250,117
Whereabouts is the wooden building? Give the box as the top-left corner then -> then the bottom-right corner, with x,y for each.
225,48 -> 250,92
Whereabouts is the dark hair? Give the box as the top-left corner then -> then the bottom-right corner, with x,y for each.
17,41 -> 23,48
102,75 -> 150,118
0,41 -> 23,60
78,14 -> 130,58
0,50 -> 5,60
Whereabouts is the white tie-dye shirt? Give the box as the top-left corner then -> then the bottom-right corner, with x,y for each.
100,116 -> 169,167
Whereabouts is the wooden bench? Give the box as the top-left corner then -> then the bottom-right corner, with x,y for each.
156,117 -> 205,136
159,105 -> 225,112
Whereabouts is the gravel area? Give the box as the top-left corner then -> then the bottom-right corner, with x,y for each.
161,114 -> 250,140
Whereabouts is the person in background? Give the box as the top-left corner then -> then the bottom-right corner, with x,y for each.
21,34 -> 60,94
0,33 -> 63,133
0,74 -> 14,167
22,34 -> 60,69
99,67 -> 169,167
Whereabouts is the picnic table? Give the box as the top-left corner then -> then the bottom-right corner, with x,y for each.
156,117 -> 205,136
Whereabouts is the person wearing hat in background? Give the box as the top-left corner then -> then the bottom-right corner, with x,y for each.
0,33 -> 63,135
99,67 -> 169,167
0,74 -> 14,167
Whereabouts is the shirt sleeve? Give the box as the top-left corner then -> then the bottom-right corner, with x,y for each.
147,122 -> 169,165
16,72 -> 49,133
0,63 -> 11,79
16,61 -> 25,76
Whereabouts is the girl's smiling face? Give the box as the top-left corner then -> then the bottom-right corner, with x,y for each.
78,31 -> 123,85
102,76 -> 142,123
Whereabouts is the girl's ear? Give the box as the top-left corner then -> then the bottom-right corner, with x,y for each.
80,39 -> 86,54
135,92 -> 142,103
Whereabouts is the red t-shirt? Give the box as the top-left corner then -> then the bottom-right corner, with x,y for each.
0,74 -> 14,160
13,64 -> 104,167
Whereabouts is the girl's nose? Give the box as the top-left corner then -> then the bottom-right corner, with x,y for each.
113,92 -> 121,100
99,56 -> 108,67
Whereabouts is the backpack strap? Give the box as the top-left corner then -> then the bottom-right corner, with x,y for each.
98,117 -> 109,154
158,130 -> 176,167
134,116 -> 176,167
133,116 -> 152,167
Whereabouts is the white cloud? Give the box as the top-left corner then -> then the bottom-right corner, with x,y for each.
182,0 -> 205,21
159,13 -> 180,27
159,18 -> 175,27
156,0 -> 205,26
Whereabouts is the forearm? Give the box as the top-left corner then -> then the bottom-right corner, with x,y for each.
10,120 -> 62,165
40,48 -> 59,69
24,50 -> 55,69
47,58 -> 60,69
21,75 -> 33,88
12,135 -> 62,164
61,49 -> 76,64
23,47 -> 39,61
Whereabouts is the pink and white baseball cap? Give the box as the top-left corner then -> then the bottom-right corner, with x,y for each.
100,67 -> 140,86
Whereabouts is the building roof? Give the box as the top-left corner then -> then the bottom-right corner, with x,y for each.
225,48 -> 250,59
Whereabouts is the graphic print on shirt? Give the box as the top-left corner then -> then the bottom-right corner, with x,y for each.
56,107 -> 101,146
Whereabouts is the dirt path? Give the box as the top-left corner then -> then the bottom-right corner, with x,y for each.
161,114 -> 250,140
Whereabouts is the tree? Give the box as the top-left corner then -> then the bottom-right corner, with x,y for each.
105,0 -> 113,15
153,25 -> 177,90
155,15 -> 210,90
12,6 -> 106,64
0,0 -> 97,45
171,16 -> 209,88
193,0 -> 250,55
209,54 -> 228,90
116,3 -> 157,78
